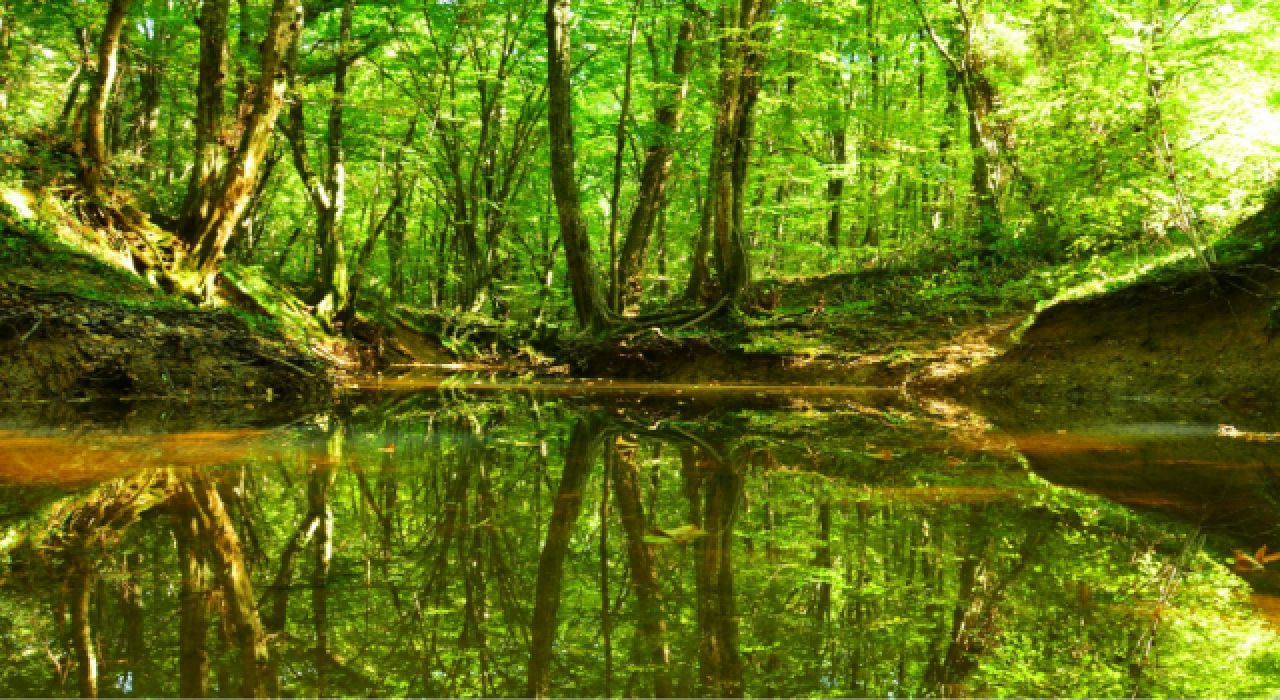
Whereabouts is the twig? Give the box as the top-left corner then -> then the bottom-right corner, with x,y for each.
674,296 -> 729,331
253,351 -> 315,377
19,315 -> 41,344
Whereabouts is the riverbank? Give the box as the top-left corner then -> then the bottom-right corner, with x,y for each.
954,191 -> 1280,408
0,279 -> 329,402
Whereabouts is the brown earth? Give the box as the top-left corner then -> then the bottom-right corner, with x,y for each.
952,268 -> 1280,407
952,194 -> 1280,407
566,314 -> 1023,387
0,280 -> 331,402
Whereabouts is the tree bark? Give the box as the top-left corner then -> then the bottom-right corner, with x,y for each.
172,0 -> 305,299
69,561 -> 98,698
710,0 -> 775,306
684,167 -> 717,304
174,507 -> 211,699
177,0 -> 232,231
611,443 -> 673,697
527,415 -> 605,698
615,16 -> 694,310
182,472 -> 271,698
914,0 -> 1002,252
82,0 -> 133,192
545,0 -> 613,330
825,62 -> 848,250
608,1 -> 641,313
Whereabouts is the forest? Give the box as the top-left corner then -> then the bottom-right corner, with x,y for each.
3,0 -> 1280,697
1,0 -> 1275,340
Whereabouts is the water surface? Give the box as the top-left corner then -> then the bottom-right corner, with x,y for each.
2,386 -> 1280,697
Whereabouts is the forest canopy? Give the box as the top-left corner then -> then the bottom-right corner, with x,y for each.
0,0 -> 1278,332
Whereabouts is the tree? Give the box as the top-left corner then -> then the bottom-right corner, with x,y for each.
169,0 -> 305,300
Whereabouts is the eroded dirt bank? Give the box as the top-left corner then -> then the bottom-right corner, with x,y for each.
950,195 -> 1280,406
0,281 -> 330,402
952,271 -> 1280,407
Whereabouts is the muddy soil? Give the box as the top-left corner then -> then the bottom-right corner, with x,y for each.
952,270 -> 1280,407
0,281 -> 330,402
565,314 -> 1023,387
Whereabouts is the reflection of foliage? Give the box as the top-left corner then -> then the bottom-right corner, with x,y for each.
0,398 -> 1278,697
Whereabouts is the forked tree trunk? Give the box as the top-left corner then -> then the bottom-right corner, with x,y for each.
615,17 -> 695,310
915,0 -> 1003,252
611,445 -> 674,697
182,472 -> 271,698
281,0 -> 354,328
172,0 -> 305,299
710,0 -> 775,306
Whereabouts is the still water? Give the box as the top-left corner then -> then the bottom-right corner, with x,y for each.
2,383 -> 1280,698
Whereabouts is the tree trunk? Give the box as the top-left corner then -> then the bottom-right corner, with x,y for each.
826,62 -> 847,251
545,0 -> 613,331
182,472 -> 271,698
685,449 -> 745,698
684,167 -> 716,304
173,0 -> 303,299
313,0 -> 355,325
611,444 -> 673,698
607,1 -> 641,312
711,0 -> 775,306
69,562 -> 98,698
340,117 -> 417,329
82,0 -> 133,192
174,507 -> 211,699
527,415 -> 604,698
176,0 -> 232,232
615,16 -> 694,309
387,184 -> 413,302
961,75 -> 1000,251
0,2 -> 11,112
133,57 -> 163,178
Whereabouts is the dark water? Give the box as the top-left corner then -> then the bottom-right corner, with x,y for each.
3,385 -> 1280,698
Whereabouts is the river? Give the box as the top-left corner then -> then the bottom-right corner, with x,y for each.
1,380 -> 1278,697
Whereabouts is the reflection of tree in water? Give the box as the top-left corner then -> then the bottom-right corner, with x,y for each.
1,398 -> 1277,697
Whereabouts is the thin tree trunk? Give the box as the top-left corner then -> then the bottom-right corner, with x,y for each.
545,0 -> 613,330
616,16 -> 695,309
69,562 -> 98,698
0,2 -> 12,112
600,446 -> 614,697
527,415 -> 605,698
825,62 -> 847,250
608,1 -> 641,313
82,0 -> 133,192
685,167 -> 716,304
